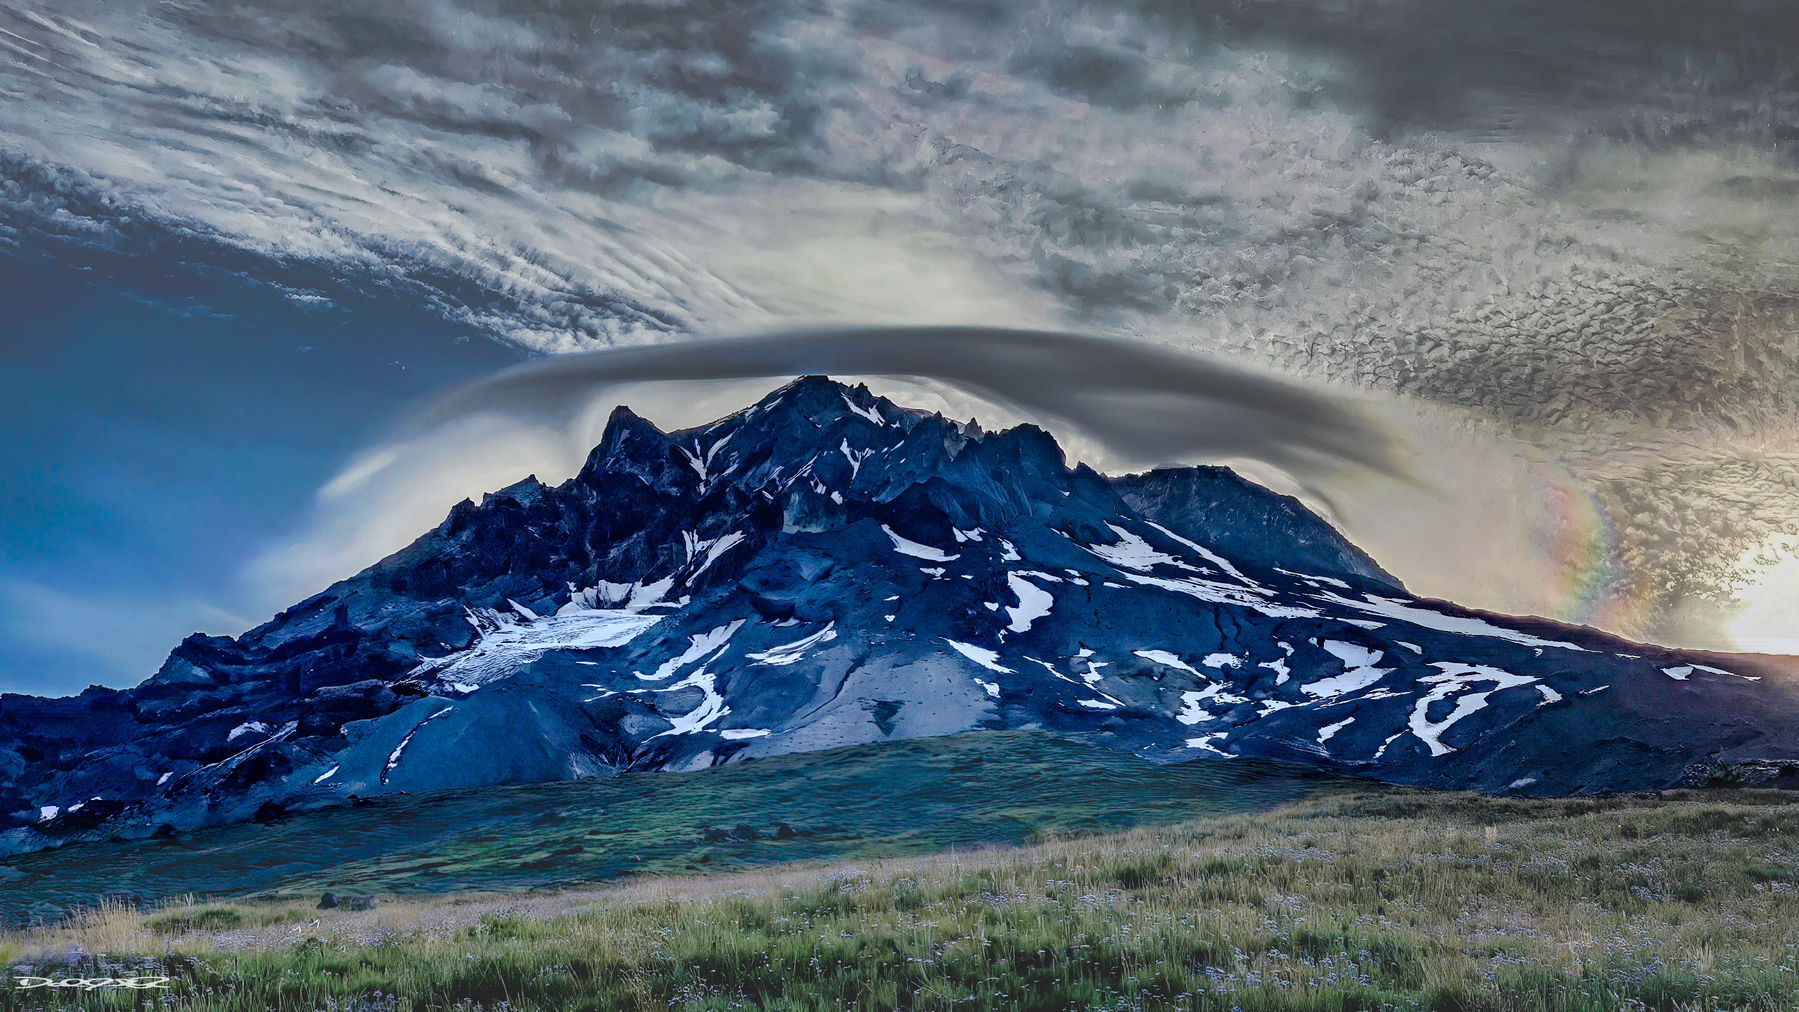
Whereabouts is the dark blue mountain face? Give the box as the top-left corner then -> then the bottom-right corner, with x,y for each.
2,377 -> 1797,857
1111,467 -> 1401,592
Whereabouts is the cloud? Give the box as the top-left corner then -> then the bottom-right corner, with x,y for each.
4,0 -> 1799,644
420,326 -> 1402,473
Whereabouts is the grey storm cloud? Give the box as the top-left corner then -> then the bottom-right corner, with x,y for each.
4,0 -> 1799,644
421,325 -> 1402,480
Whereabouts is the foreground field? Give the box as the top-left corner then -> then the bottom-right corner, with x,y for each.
3,786 -> 1797,1012
0,734 -> 1344,925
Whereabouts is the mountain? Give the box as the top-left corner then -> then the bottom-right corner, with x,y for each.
2,376 -> 1796,857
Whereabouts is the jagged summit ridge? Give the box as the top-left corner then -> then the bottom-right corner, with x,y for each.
0,376 -> 1796,857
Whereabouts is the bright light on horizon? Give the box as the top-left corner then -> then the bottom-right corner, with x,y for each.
1730,543 -> 1799,655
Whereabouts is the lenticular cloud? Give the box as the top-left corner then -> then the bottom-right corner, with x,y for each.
421,326 -> 1402,479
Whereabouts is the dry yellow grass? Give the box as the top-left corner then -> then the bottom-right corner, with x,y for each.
4,787 -> 1797,1010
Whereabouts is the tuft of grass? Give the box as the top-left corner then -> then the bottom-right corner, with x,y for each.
145,907 -> 244,935
4,787 -> 1799,1011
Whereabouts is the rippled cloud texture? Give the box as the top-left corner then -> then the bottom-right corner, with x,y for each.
6,0 -> 1799,647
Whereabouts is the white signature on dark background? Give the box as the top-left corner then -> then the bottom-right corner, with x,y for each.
13,975 -> 171,990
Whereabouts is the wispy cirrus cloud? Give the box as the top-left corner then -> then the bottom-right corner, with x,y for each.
4,0 -> 1799,647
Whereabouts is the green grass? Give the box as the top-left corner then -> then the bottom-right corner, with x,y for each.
4,786 -> 1799,1011
0,732 -> 1345,923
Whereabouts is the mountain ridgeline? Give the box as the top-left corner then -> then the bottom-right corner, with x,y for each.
2,377 -> 1796,856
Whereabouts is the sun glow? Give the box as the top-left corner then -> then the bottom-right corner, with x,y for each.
1730,540 -> 1799,655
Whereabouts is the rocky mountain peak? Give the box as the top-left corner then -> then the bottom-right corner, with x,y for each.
0,377 -> 1795,857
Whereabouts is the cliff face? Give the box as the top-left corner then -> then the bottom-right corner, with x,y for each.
3,376 -> 1796,857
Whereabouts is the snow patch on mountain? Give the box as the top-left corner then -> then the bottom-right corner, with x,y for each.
840,393 -> 885,426
1005,573 -> 1054,633
683,531 -> 746,582
946,640 -> 1014,674
1175,682 -> 1250,725
1085,524 -> 1186,572
1133,650 -> 1199,676
418,603 -> 666,688
1176,691 -> 1214,725
648,668 -> 731,738
883,525 -> 959,561
677,433 -> 734,492
642,620 -> 746,681
1302,641 -> 1393,698
1259,641 -> 1296,684
227,721 -> 271,742
1317,717 -> 1354,745
1115,570 -> 1323,620
565,577 -> 677,612
746,623 -> 838,666
840,440 -> 874,478
1144,521 -> 1250,583
1409,663 -> 1540,756
1186,732 -> 1231,755
383,706 -> 454,784
1313,591 -> 1586,652
1278,566 -> 1351,590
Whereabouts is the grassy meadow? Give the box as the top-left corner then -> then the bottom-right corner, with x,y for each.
2,786 -> 1797,1012
0,734 -> 1343,925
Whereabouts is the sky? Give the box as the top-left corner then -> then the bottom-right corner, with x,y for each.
3,0 -> 1799,693
0,254 -> 520,693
